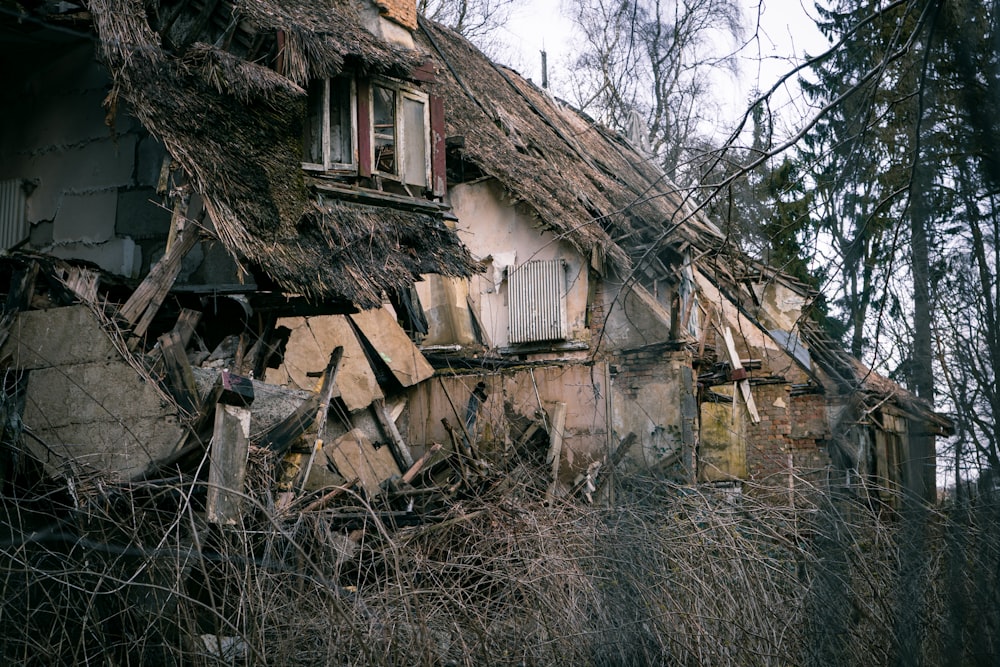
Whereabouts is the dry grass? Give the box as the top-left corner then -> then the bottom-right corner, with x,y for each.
0,448 -> 998,665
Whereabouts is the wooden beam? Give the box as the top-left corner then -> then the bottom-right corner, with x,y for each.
158,330 -> 200,418
401,443 -> 442,485
372,397 -> 414,469
721,326 -> 760,424
120,222 -> 199,337
545,401 -> 567,502
206,404 -> 251,525
299,346 -> 344,492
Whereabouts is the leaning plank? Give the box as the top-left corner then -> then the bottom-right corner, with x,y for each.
545,402 -> 568,501
158,331 -> 201,418
372,397 -> 414,469
721,326 -> 761,423
170,308 -> 202,349
350,307 -> 435,387
401,443 -> 443,485
299,346 -> 344,492
206,405 -> 251,525
257,393 -> 321,455
120,222 -> 199,336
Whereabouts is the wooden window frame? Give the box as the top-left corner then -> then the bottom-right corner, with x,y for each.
367,78 -> 431,189
301,77 -> 358,174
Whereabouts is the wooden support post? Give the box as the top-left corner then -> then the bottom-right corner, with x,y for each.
298,347 -> 344,493
158,331 -> 201,417
206,405 -> 251,525
545,402 -> 567,502
372,398 -> 414,469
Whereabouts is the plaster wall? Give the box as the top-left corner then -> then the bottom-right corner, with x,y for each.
403,363 -> 610,483
449,179 -> 590,349
597,270 -> 673,351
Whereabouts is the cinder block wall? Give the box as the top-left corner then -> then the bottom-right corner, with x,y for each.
0,40 -> 169,277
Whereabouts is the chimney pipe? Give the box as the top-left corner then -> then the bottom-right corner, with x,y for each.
540,50 -> 548,89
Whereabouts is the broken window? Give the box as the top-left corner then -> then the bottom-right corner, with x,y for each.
302,77 -> 356,171
370,80 -> 430,188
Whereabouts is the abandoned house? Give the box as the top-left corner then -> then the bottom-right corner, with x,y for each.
0,0 -> 951,515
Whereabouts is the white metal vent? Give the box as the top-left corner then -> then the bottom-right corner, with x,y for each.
0,180 -> 28,251
508,259 -> 567,344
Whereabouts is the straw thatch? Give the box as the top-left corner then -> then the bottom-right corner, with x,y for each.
88,0 -> 473,308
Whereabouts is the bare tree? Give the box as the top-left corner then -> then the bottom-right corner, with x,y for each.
565,0 -> 743,184
418,0 -> 525,57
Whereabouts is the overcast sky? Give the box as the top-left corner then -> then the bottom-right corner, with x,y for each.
496,0 -> 828,140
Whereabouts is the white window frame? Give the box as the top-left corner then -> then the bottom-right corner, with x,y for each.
301,77 -> 358,173
369,78 -> 431,189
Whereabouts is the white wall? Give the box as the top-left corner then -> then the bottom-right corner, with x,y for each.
448,178 -> 590,349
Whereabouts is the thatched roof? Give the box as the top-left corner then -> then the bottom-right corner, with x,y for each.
87,0 -> 473,308
412,21 -> 950,430
415,19 -> 727,273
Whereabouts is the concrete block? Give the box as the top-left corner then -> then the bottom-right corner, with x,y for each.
49,237 -> 142,277
24,361 -> 176,428
24,135 -> 137,223
116,187 -> 171,240
0,305 -> 118,369
53,190 -> 118,243
22,89 -> 114,151
25,417 -> 185,482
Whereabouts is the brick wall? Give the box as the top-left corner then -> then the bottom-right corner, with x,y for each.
377,0 -> 417,30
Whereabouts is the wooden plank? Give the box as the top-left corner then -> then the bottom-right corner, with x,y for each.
302,477 -> 359,512
170,308 -> 202,349
721,326 -> 760,423
257,393 -> 321,454
545,401 -> 567,501
158,331 -> 200,418
350,307 -> 435,387
206,405 -> 251,525
325,428 -> 400,497
120,222 -> 199,336
401,443 -> 442,485
371,397 -> 414,469
299,346 -> 344,492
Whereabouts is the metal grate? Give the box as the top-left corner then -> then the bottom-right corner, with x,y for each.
508,259 -> 567,344
0,180 -> 28,251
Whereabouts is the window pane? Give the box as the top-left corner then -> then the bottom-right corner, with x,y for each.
401,97 -> 427,187
329,77 -> 353,165
372,85 -> 396,174
302,80 -> 325,164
